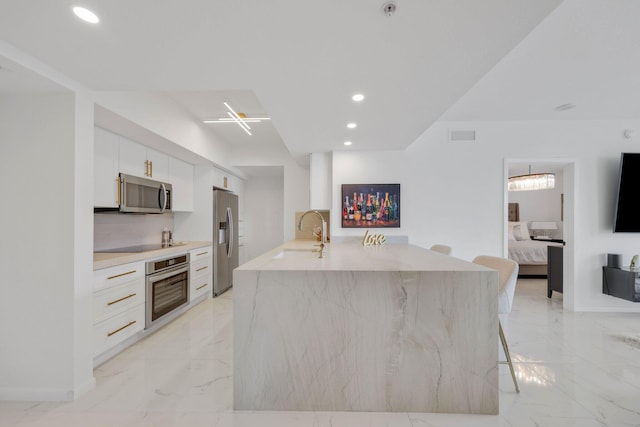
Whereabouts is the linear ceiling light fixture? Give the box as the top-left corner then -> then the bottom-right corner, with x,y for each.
508,165 -> 555,192
224,102 -> 251,135
203,117 -> 270,124
202,102 -> 271,136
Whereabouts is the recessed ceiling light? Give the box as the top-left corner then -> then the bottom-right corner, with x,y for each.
347,123 -> 357,129
344,141 -> 352,146
554,103 -> 575,111
72,6 -> 100,24
352,94 -> 365,102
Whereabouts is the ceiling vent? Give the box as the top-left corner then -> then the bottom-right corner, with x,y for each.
448,129 -> 476,143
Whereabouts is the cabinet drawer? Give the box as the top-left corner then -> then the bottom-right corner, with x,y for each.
93,304 -> 144,357
190,246 -> 212,261
190,256 -> 211,278
94,278 -> 145,323
190,273 -> 211,301
94,261 -> 144,291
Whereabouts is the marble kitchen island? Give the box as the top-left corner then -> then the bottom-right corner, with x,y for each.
233,240 -> 499,414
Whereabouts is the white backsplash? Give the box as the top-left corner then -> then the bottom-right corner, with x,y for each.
94,213 -> 175,251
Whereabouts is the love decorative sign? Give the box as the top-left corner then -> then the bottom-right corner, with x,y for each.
362,230 -> 386,246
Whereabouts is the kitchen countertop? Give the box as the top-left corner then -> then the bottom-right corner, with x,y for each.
94,241 -> 212,270
236,239 -> 488,272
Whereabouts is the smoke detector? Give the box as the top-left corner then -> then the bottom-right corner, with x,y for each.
381,1 -> 397,17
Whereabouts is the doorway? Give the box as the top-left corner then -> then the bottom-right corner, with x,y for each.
505,160 -> 575,310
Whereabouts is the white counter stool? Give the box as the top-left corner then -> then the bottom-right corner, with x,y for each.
430,244 -> 452,255
472,255 -> 520,393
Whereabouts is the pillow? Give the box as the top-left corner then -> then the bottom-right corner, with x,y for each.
508,221 -> 531,241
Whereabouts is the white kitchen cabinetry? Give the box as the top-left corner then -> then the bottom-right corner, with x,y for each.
94,127 -> 120,208
119,136 -> 169,182
146,147 -> 169,182
93,261 -> 145,357
189,246 -> 212,301
169,157 -> 194,212
212,167 -> 232,190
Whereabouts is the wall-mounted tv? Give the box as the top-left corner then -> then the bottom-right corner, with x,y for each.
613,152 -> 640,232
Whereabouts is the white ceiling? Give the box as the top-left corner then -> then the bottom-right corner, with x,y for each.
2,0 -> 638,159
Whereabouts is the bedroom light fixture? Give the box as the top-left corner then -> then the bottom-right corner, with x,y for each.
529,221 -> 558,238
508,165 -> 555,192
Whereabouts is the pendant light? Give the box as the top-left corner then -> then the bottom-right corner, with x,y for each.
508,165 -> 555,191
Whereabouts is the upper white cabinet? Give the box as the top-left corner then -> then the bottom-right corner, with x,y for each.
146,147 -> 169,183
169,157 -> 194,212
212,167 -> 228,190
119,137 -> 169,182
94,127 -> 120,208
212,167 -> 244,194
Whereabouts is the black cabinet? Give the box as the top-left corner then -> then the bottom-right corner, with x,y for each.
547,245 -> 563,298
602,266 -> 640,302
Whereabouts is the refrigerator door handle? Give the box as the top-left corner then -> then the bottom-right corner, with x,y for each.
226,207 -> 234,259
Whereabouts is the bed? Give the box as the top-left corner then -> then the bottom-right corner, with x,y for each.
508,238 -> 563,276
508,204 -> 563,277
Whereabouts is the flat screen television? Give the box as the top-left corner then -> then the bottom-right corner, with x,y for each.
613,152 -> 640,232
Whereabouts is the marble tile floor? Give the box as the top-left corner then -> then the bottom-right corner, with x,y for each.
2,279 -> 640,427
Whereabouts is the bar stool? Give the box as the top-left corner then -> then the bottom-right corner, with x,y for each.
472,255 -> 520,393
430,244 -> 452,255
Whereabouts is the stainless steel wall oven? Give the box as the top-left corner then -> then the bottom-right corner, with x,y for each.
145,253 -> 189,328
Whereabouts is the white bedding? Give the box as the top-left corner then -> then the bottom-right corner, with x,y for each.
508,240 -> 563,265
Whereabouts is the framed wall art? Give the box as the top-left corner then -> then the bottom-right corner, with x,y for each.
341,184 -> 400,228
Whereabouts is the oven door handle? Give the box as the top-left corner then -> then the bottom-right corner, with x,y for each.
147,264 -> 189,282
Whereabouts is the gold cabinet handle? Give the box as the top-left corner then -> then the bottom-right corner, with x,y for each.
116,176 -> 121,205
107,320 -> 136,337
107,270 -> 137,280
107,293 -> 136,306
144,160 -> 149,176
150,161 -> 153,177
196,283 -> 208,291
195,251 -> 209,256
196,266 -> 208,272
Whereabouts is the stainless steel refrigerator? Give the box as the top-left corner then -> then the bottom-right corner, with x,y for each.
213,189 -> 239,296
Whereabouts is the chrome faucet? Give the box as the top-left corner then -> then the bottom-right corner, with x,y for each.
298,210 -> 326,258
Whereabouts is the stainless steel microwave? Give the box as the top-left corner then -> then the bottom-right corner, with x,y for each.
118,173 -> 172,214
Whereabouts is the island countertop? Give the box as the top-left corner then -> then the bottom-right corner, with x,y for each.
237,239 -> 489,272
234,239 -> 499,415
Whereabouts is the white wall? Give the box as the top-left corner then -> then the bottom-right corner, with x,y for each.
331,119 -> 640,313
310,152 -> 332,209
243,175 -> 285,260
94,213 -> 175,250
0,93 -> 94,400
230,143 -> 309,243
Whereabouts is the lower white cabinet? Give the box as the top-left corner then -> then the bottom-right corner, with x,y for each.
93,262 -> 145,357
93,304 -> 145,357
190,246 -> 212,301
92,245 -> 213,361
